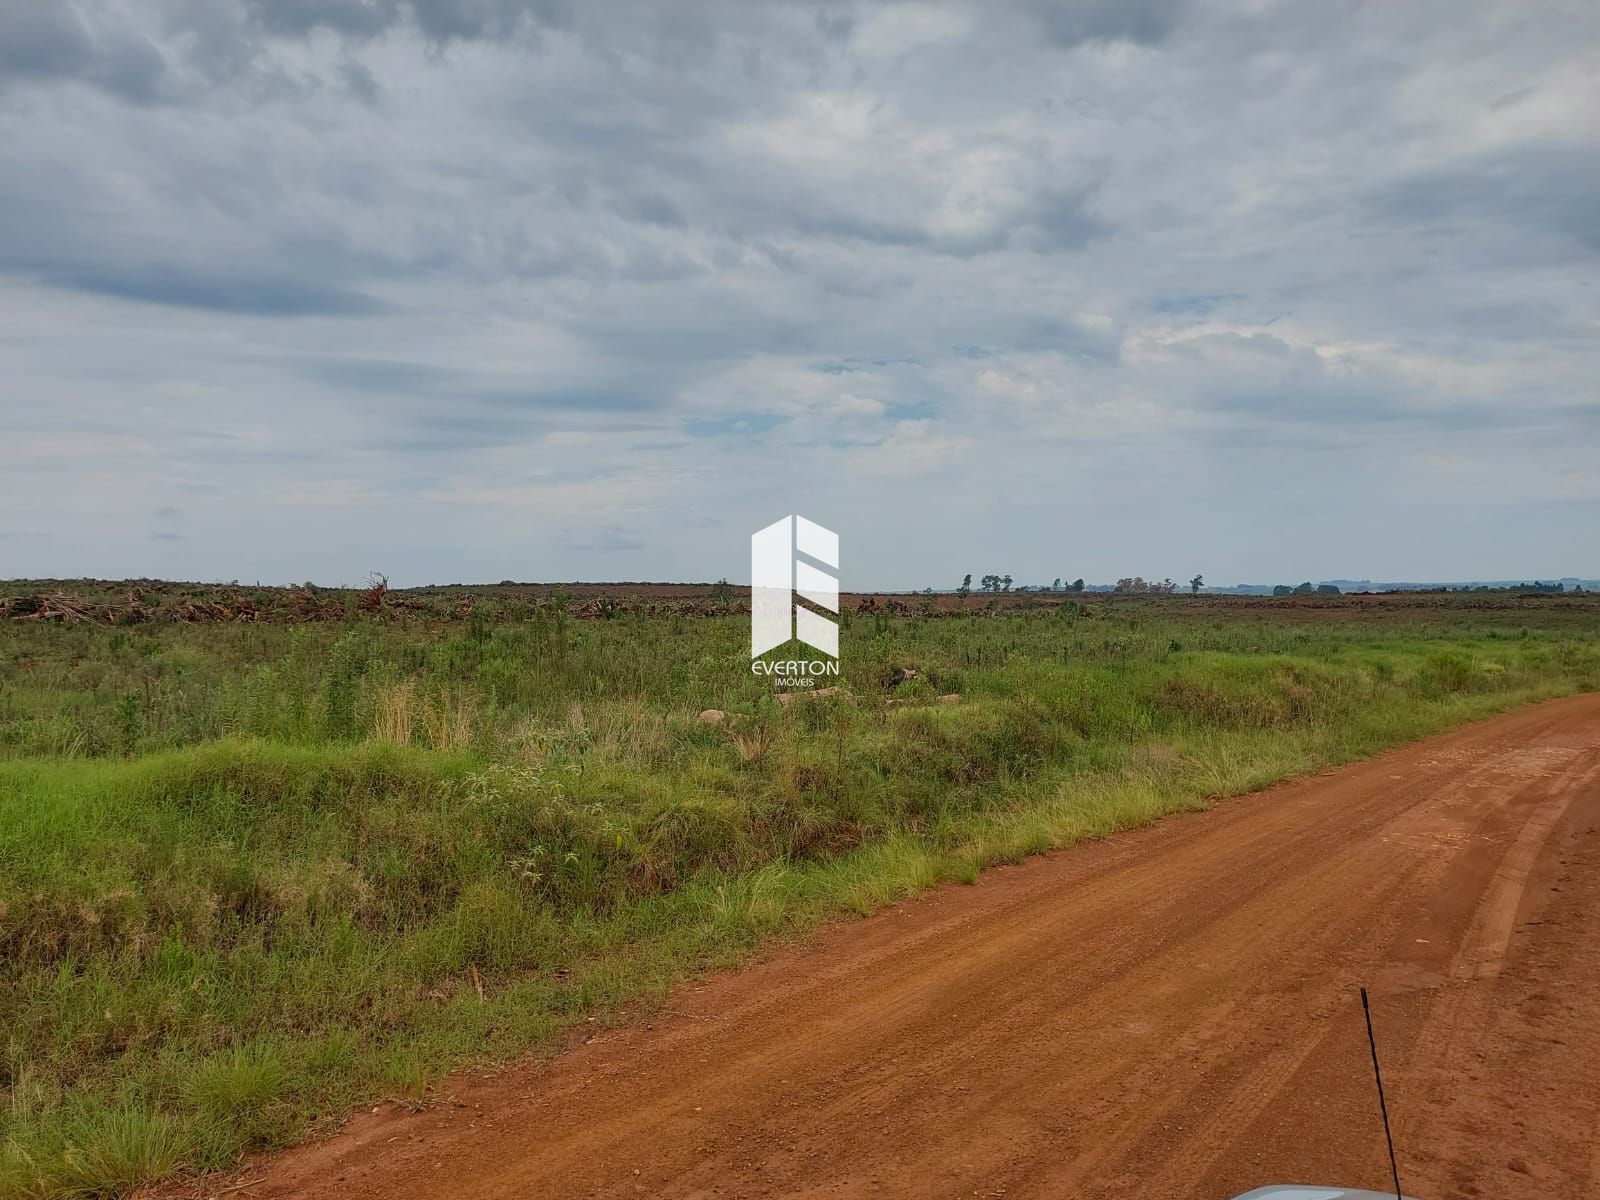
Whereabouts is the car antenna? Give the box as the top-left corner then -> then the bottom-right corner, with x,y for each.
1360,986 -> 1404,1200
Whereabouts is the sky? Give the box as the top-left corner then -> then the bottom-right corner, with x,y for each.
0,0 -> 1596,589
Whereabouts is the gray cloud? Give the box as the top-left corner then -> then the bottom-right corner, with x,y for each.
243,0 -> 401,39
237,0 -> 571,43
0,3 -> 168,100
45,263 -> 384,315
1373,144 -> 1600,255
408,0 -> 570,42
0,0 -> 1595,587
1031,0 -> 1186,48
338,56 -> 380,103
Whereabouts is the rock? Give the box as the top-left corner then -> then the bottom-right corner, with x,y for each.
937,692 -> 962,703
697,709 -> 726,725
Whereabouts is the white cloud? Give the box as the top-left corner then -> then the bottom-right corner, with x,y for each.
850,419 -> 970,479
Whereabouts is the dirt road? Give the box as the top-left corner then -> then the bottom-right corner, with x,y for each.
253,695 -> 1600,1200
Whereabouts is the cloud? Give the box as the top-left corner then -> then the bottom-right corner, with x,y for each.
45,264 -> 385,315
1372,143 -> 1600,254
849,419 -> 970,479
0,6 -> 93,78
234,0 -> 570,45
243,0 -> 402,39
1031,0 -> 1186,48
0,0 -> 1595,586
292,357 -> 677,453
0,4 -> 168,101
338,56 -> 380,103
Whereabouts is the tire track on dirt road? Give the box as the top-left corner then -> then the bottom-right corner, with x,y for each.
235,694 -> 1600,1200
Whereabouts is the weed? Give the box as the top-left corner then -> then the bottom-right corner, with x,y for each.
0,598 -> 1593,1194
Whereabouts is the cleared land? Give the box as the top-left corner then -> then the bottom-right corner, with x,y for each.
246,694 -> 1600,1200
1,584 -> 1596,1196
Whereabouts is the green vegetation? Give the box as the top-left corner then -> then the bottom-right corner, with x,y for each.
2,596 -> 1598,1196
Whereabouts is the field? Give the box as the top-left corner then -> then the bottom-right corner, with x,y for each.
2,582 -> 1598,1197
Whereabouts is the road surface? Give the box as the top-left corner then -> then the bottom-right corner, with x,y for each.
249,694 -> 1600,1199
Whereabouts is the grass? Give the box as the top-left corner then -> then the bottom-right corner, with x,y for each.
0,595 -> 1597,1196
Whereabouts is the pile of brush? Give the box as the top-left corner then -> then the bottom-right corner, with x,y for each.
1,593 -> 104,622
0,591 -> 267,624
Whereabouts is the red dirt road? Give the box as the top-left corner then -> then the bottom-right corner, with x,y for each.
251,695 -> 1600,1200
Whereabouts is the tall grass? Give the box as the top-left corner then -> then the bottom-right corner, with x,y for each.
0,601 -> 1597,1196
